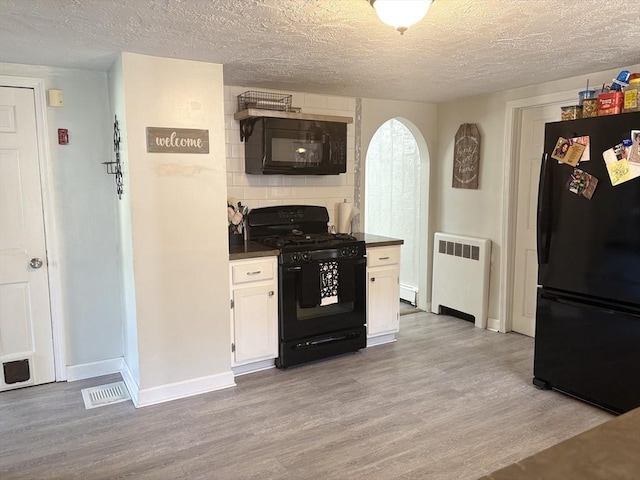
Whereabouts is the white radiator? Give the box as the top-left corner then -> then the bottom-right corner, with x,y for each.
431,232 -> 491,328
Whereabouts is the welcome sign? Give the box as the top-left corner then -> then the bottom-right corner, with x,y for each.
146,127 -> 210,154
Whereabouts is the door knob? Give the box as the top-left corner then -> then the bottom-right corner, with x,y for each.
29,258 -> 43,269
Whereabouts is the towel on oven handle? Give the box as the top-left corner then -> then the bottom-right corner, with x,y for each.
320,261 -> 339,306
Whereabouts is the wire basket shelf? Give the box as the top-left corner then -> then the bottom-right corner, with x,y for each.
237,91 -> 292,112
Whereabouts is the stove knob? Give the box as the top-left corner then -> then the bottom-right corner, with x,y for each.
350,246 -> 359,256
302,252 -> 311,262
341,247 -> 349,257
291,253 -> 301,263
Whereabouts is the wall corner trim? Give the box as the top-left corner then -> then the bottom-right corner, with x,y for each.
487,317 -> 501,333
120,360 -> 139,406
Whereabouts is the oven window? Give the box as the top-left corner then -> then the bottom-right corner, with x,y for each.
271,138 -> 323,165
296,301 -> 354,320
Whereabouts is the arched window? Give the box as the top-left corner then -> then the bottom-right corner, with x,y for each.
365,118 -> 421,304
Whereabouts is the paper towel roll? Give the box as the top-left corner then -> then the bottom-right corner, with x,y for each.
337,201 -> 353,234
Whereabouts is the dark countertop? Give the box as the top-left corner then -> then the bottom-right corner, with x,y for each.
352,233 -> 404,247
480,407 -> 640,480
228,234 -> 403,261
229,241 -> 279,261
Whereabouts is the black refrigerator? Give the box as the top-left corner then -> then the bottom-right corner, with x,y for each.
533,111 -> 640,415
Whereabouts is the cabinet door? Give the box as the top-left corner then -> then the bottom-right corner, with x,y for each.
232,284 -> 278,364
367,266 -> 399,336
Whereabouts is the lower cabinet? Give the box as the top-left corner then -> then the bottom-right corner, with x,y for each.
229,256 -> 278,375
366,245 -> 401,346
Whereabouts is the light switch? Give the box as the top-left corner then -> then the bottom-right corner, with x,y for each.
48,89 -> 64,107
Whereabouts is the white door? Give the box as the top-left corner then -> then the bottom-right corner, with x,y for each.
511,104 -> 561,336
0,86 -> 55,390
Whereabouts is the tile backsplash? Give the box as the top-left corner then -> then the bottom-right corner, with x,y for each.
225,86 -> 356,229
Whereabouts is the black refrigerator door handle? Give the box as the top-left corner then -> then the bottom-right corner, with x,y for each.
537,152 -> 552,265
540,292 -> 640,319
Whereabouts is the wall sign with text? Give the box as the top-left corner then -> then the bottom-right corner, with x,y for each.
452,123 -> 481,189
146,127 -> 210,154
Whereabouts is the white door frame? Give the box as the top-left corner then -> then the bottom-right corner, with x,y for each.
402,118 -> 431,311
1,75 -> 67,381
499,89 -> 577,333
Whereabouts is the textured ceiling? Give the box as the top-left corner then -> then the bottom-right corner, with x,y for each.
1,0 -> 639,103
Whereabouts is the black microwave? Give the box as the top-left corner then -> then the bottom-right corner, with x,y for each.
243,117 -> 347,175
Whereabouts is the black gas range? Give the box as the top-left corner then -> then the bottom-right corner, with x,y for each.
246,205 -> 367,368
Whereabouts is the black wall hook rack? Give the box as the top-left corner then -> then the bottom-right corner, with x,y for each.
102,115 -> 124,200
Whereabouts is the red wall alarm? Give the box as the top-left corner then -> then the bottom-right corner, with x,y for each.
58,129 -> 69,145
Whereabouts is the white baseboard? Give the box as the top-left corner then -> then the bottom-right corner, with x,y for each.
232,359 -> 275,376
66,358 -> 124,382
487,317 -> 501,332
68,359 -> 237,409
367,333 -> 397,347
399,284 -> 417,305
135,371 -> 236,408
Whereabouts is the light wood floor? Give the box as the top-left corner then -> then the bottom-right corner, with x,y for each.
0,312 -> 612,480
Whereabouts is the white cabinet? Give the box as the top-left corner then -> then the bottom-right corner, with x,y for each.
366,245 -> 401,346
229,256 -> 278,374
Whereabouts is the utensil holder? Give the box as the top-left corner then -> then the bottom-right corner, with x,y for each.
229,231 -> 244,246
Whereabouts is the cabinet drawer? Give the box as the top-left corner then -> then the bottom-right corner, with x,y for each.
232,260 -> 274,285
367,246 -> 400,267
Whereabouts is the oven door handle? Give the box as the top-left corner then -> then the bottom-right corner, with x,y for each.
285,258 -> 365,272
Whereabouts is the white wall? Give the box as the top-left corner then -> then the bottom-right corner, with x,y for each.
360,98 -> 438,309
225,86 -> 356,228
118,53 -> 232,400
0,62 -> 123,367
435,64 -> 640,324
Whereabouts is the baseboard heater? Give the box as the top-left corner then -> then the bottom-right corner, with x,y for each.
400,283 -> 417,306
431,232 -> 491,329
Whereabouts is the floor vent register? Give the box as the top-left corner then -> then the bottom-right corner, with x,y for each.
81,381 -> 131,409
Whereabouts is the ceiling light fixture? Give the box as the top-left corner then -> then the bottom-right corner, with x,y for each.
369,0 -> 433,35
